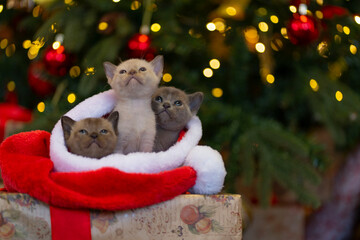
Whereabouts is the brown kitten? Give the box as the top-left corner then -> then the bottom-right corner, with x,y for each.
151,87 -> 203,152
61,112 -> 119,159
104,56 -> 163,154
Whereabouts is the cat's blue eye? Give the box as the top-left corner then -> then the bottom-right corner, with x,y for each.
100,129 -> 108,134
139,67 -> 146,72
120,70 -> 127,74
174,100 -> 182,106
155,96 -> 163,103
79,129 -> 87,135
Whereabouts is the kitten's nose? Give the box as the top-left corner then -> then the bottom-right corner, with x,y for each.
163,102 -> 171,109
90,133 -> 98,139
129,69 -> 136,75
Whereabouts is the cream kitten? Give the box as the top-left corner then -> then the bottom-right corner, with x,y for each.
103,56 -> 163,154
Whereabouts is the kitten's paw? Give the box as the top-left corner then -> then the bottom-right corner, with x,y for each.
183,146 -> 226,194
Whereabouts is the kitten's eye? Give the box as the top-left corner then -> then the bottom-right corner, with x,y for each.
139,67 -> 146,72
174,100 -> 182,106
79,129 -> 87,135
155,96 -> 163,103
119,70 -> 127,74
100,129 -> 108,134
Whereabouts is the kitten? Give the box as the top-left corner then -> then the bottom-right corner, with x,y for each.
61,111 -> 119,159
151,86 -> 204,152
103,56 -> 163,154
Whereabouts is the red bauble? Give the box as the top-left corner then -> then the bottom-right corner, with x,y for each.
127,33 -> 156,61
290,0 -> 310,7
28,61 -> 56,96
287,14 -> 320,45
43,46 -> 74,76
321,5 -> 348,19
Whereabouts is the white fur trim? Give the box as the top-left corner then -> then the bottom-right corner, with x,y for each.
184,146 -> 226,194
50,89 -> 203,173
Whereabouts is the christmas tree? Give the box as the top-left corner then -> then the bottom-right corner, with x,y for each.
1,0 -> 360,212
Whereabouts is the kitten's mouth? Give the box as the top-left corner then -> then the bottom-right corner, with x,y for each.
87,140 -> 101,148
156,109 -> 172,119
125,76 -> 143,86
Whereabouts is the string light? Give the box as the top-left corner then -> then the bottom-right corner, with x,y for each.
258,22 -> 269,32
270,15 -> 279,24
151,23 -> 161,32
266,74 -> 275,84
113,0 -> 121,2
98,22 -> 108,31
244,27 -> 259,44
335,91 -> 343,101
350,44 -> 357,55
206,22 -> 216,31
0,5 -> 3,13
7,81 -> 15,92
355,15 -> 360,24
226,6 -> 237,16
69,66 -> 81,78
85,67 -> 95,75
52,41 -> 61,50
336,24 -> 343,33
255,42 -> 265,53
0,39 -> 8,49
32,5 -> 41,17
212,88 -> 223,98
281,28 -> 288,39
23,40 -> 31,49
289,5 -> 297,13
334,34 -> 341,44
315,11 -> 323,19
67,93 -> 76,104
213,18 -> 226,33
131,1 -> 141,10
209,59 -> 220,69
343,26 -> 350,35
162,73 -> 172,82
316,0 -> 323,5
203,68 -> 213,78
5,44 -> 16,57
37,102 -> 45,113
309,79 -> 319,92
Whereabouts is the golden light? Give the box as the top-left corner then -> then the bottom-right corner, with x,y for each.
316,0 -> 323,5
67,93 -> 76,104
113,0 -> 121,2
98,22 -> 108,31
206,22 -> 216,31
7,81 -> 15,92
203,68 -> 213,78
315,11 -> 323,19
22,40 -> 31,49
64,0 -> 73,4
335,91 -> 343,101
162,73 -> 172,82
271,38 -> 283,51
226,6 -> 237,16
131,1 -> 141,10
5,44 -> 16,57
69,66 -> 81,78
0,39 -> 8,49
258,22 -> 269,32
51,23 -> 57,33
343,26 -> 350,35
281,27 -> 288,39
244,27 -> 259,44
309,79 -> 319,92
32,5 -> 41,17
85,67 -> 95,75
151,23 -> 161,32
255,42 -> 265,53
37,102 -> 45,113
270,15 -> 279,24
212,88 -> 223,98
209,59 -> 220,69
355,15 -> 360,24
289,5 -> 297,13
0,5 -> 3,13
334,34 -> 341,44
266,74 -> 275,84
52,41 -> 61,50
350,44 -> 357,55
336,24 -> 343,32
213,18 -> 226,32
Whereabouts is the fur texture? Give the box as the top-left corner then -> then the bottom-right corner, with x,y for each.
104,56 -> 163,154
0,131 -> 197,210
50,90 -> 202,174
61,112 -> 118,159
152,87 -> 203,152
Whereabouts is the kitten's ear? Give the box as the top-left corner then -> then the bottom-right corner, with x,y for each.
150,55 -> 164,78
188,92 -> 204,115
103,62 -> 117,84
61,116 -> 75,140
107,111 -> 119,135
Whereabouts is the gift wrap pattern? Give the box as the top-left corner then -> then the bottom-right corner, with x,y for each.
0,193 -> 242,240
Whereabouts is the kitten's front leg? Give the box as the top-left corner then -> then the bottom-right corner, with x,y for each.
139,130 -> 155,152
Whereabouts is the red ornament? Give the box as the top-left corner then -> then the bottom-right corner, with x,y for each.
289,0 -> 310,7
321,5 -> 348,19
127,33 -> 156,61
28,61 -> 56,96
43,46 -> 73,76
287,14 -> 320,45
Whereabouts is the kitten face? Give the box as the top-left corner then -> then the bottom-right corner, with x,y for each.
104,56 -> 163,99
61,112 -> 119,159
151,87 -> 203,131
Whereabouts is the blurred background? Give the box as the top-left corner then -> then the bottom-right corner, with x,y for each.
1,0 -> 360,239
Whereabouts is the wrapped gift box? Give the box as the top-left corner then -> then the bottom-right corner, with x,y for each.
0,192 -> 242,240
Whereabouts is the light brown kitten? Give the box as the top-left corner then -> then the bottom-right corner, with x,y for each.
61,112 -> 119,159
104,56 -> 163,154
151,87 -> 203,152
